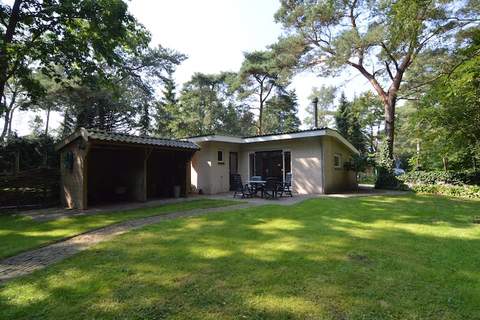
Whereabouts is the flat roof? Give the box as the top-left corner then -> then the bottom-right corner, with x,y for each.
186,128 -> 360,154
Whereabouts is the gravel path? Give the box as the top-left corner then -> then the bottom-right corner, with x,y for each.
0,203 -> 255,284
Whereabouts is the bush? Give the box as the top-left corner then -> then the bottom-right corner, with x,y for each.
375,139 -> 400,189
399,170 -> 480,186
410,183 -> 480,199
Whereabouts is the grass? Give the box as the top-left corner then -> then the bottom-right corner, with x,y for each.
0,199 -> 238,259
1,195 -> 480,319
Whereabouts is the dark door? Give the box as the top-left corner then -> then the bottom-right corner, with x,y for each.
229,152 -> 238,190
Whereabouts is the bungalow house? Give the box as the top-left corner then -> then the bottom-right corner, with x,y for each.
57,127 -> 358,209
187,128 -> 359,195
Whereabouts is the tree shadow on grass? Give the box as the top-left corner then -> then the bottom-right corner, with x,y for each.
1,195 -> 479,319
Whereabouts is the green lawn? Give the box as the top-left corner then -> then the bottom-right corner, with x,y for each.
1,195 -> 479,319
0,199 -> 238,259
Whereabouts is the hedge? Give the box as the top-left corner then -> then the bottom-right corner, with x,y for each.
409,183 -> 480,199
399,170 -> 480,186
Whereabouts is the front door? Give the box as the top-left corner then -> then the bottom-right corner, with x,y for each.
229,152 -> 238,191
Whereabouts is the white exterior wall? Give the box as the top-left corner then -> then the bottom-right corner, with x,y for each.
238,137 -> 324,194
323,136 -> 358,193
190,141 -> 240,194
190,135 -> 357,195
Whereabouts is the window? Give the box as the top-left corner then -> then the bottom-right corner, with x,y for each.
217,150 -> 224,164
249,153 -> 255,178
333,154 -> 342,168
284,151 -> 291,181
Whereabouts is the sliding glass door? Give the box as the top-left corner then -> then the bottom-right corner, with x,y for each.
249,150 -> 291,181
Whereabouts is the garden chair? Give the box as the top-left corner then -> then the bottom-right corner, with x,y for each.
263,177 -> 281,200
279,172 -> 293,197
231,174 -> 254,198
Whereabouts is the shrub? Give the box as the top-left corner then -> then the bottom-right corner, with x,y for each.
399,170 -> 480,186
375,139 -> 400,189
410,184 -> 480,199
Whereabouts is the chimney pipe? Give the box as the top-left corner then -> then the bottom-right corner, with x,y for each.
312,97 -> 319,129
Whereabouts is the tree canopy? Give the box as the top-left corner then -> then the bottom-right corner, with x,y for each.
274,0 -> 479,158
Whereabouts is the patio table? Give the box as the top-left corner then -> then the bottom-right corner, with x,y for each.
248,180 -> 266,197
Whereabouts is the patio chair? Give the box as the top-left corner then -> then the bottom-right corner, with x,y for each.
231,174 -> 254,198
249,175 -> 264,196
279,173 -> 293,197
263,177 -> 281,200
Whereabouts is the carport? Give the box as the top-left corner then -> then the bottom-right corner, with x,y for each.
56,128 -> 199,209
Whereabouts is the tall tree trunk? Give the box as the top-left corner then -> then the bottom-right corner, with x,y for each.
45,105 -> 51,136
258,99 -> 264,135
443,157 -> 449,171
0,109 -> 10,141
257,82 -> 264,135
384,95 -> 396,159
7,106 -> 15,136
0,0 -> 23,108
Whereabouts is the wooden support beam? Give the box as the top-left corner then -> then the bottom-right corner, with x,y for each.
81,143 -> 91,210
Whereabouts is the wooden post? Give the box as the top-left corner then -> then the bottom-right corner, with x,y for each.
81,143 -> 91,210
143,148 -> 153,201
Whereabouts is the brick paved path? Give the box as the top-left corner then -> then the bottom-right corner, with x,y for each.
0,203 -> 255,284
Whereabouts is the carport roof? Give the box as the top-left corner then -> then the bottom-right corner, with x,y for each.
56,128 -> 200,151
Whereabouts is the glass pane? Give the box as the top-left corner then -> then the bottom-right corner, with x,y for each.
249,153 -> 255,178
254,150 -> 283,180
284,151 -> 291,174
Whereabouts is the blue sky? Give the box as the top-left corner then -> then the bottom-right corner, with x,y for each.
13,0 -> 371,135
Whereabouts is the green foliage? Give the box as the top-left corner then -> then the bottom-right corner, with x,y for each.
410,184 -> 480,199
274,0 -> 479,157
237,49 -> 294,134
345,153 -> 374,174
351,92 -> 383,153
169,72 -> 255,138
262,89 -> 301,134
399,170 -> 480,186
397,30 -> 480,171
334,93 -> 366,153
305,85 -> 337,128
375,138 -> 399,189
0,199 -> 237,259
0,1 -> 185,140
155,72 -> 177,138
0,135 -> 58,173
2,196 -> 480,319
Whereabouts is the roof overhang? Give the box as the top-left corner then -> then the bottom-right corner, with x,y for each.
187,129 -> 359,155
187,135 -> 244,144
56,128 -> 200,152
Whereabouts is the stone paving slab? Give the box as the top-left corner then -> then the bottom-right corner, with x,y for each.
0,203 -> 255,284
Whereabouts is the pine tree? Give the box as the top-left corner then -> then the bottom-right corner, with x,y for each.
335,93 -> 366,153
263,89 -> 301,134
335,93 -> 350,138
155,73 -> 177,138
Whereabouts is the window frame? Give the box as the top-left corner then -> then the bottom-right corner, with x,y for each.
217,150 -> 224,164
333,153 -> 342,169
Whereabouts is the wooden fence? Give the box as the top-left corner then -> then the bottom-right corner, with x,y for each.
0,168 -> 60,212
